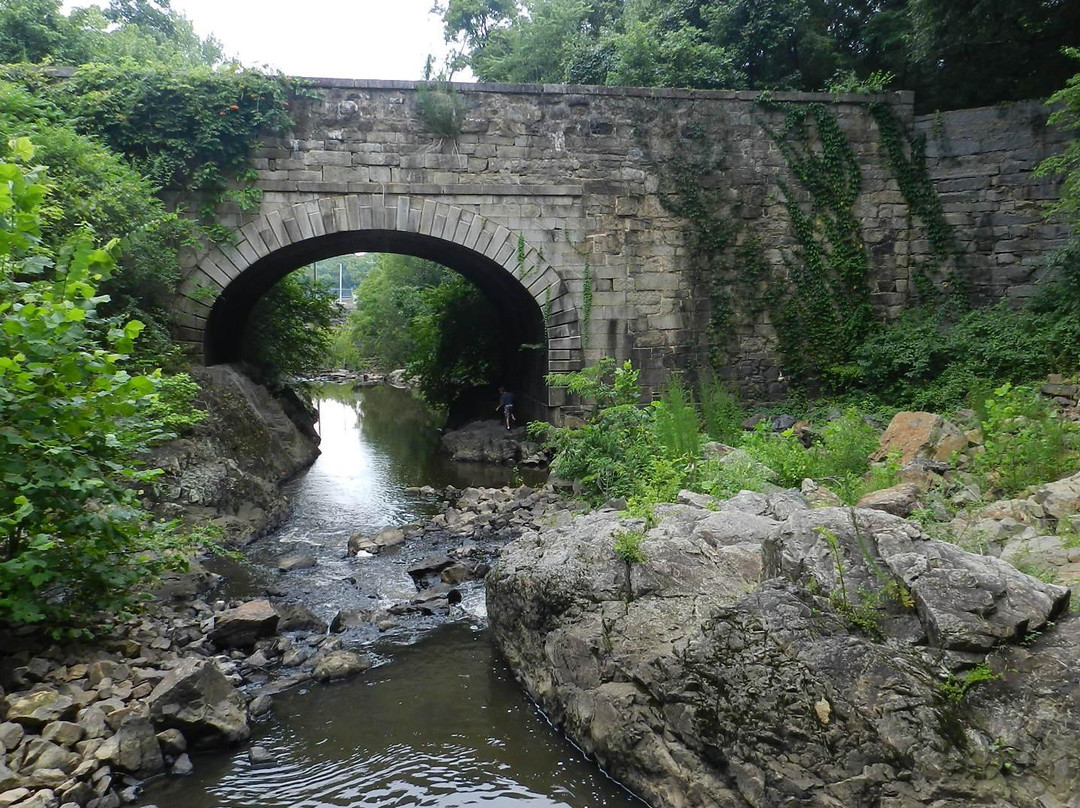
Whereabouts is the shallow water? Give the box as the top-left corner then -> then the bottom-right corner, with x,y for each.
142,384 -> 643,808
142,624 -> 642,808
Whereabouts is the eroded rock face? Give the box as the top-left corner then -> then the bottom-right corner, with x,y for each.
147,659 -> 249,745
488,497 -> 1080,808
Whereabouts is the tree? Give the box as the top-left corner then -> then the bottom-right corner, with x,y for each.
0,142 -> 197,633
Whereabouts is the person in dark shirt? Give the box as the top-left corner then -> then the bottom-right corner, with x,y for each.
496,387 -> 515,430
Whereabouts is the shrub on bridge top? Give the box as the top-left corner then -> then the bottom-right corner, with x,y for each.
0,141 -> 200,635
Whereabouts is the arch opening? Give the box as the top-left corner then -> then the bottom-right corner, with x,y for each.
204,230 -> 551,420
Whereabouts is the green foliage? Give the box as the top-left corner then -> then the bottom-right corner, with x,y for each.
0,148 -> 197,633
613,528 -> 646,564
854,304 -> 1080,411
970,384 -> 1080,498
407,274 -> 505,410
242,273 -> 339,386
651,376 -> 702,460
768,103 -> 872,387
416,81 -> 465,139
938,663 -> 1003,703
696,374 -> 745,445
142,372 -> 205,435
547,357 -> 641,414
52,63 -> 295,206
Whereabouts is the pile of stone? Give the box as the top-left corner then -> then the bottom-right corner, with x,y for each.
487,490 -> 1077,808
0,594 -> 373,808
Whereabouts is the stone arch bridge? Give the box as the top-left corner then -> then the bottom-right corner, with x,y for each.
172,79 -> 1065,419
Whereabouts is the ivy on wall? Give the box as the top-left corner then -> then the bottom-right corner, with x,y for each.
869,101 -> 967,305
764,102 -> 873,385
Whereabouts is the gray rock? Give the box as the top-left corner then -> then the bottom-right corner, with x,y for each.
275,554 -> 316,572
9,789 -> 58,808
170,753 -> 193,776
87,661 -> 130,688
311,651 -> 372,682
487,501 -> 1080,808
147,658 -> 250,745
248,746 -> 273,764
40,721 -> 83,748
0,766 -> 20,792
93,716 -> 164,777
348,527 -> 405,555
0,789 -> 29,808
155,728 -> 186,756
208,600 -> 279,649
275,603 -> 327,633
0,723 -> 24,750
247,695 -> 273,719
440,421 -> 525,465
856,482 -> 922,516
406,554 -> 456,583
5,691 -> 77,730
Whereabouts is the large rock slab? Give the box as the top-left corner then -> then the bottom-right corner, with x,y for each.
488,498 -> 1080,808
875,411 -> 969,464
208,600 -> 279,648
147,659 -> 249,745
3,691 -> 77,730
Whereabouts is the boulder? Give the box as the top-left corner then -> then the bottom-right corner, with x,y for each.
93,716 -> 164,778
147,658 -> 249,744
875,411 -> 968,464
276,554 -> 317,572
440,421 -> 524,465
406,554 -> 456,585
275,603 -> 328,633
855,482 -> 921,516
348,527 -> 405,555
487,502 -> 1080,808
312,651 -> 372,682
208,600 -> 279,649
4,691 -> 77,730
801,478 -> 843,508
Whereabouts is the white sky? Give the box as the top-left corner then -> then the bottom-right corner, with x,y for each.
64,0 -> 472,81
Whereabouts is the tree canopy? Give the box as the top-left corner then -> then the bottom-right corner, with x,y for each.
438,0 -> 1080,110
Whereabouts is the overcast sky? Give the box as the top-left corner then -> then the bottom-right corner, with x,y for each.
65,0 -> 472,81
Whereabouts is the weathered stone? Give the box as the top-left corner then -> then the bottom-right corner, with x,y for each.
440,421 -> 525,464
75,706 -> 108,740
0,724 -> 24,750
86,662 -> 130,688
147,658 -> 249,744
208,601 -> 279,649
94,716 -> 164,777
275,603 -> 327,633
5,691 -> 77,730
0,768 -> 19,793
875,411 -> 969,465
311,651 -> 372,682
348,527 -> 405,555
170,753 -> 193,776
856,482 -> 921,516
801,478 -> 844,508
275,554 -> 317,572
155,728 -> 186,756
488,500 -> 1080,808
22,740 -> 78,774
0,789 -> 29,808
248,746 -> 273,764
40,722 -> 83,748
406,555 -> 456,582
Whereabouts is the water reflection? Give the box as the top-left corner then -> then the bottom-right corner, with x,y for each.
141,625 -> 644,808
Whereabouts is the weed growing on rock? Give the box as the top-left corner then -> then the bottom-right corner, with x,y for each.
938,663 -> 1003,702
613,529 -> 646,564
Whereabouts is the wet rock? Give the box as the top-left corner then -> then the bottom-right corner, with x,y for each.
93,716 -> 164,778
247,695 -> 273,719
855,482 -> 921,516
406,554 -> 456,584
170,753 -> 193,776
440,421 -> 526,465
208,600 -> 279,649
312,651 -> 372,682
5,691 -> 77,730
329,610 -> 375,633
275,603 -> 327,633
348,527 -> 405,555
147,658 -> 250,744
154,558 -> 221,600
248,746 -> 273,764
276,554 -> 316,572
439,562 -> 476,585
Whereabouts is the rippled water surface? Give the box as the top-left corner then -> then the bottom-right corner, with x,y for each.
144,624 -> 641,808
143,384 -> 642,808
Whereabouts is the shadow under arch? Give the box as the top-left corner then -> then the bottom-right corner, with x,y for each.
177,196 -> 582,420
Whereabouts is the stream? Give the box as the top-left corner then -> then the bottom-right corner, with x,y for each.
139,384 -> 643,808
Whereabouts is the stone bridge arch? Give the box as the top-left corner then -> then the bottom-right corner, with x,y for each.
172,194 -> 582,418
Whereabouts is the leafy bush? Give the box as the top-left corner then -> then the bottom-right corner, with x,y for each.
697,374 -> 745,445
613,529 -> 646,564
970,384 -> 1080,497
651,376 -> 702,460
0,144 -> 198,634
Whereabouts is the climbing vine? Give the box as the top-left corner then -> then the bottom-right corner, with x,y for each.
582,256 -> 593,352
870,102 -> 967,305
764,102 -> 873,386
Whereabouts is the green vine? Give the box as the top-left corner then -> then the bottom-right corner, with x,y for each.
543,284 -> 553,332
582,256 -> 593,352
765,102 -> 873,387
870,102 -> 967,305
